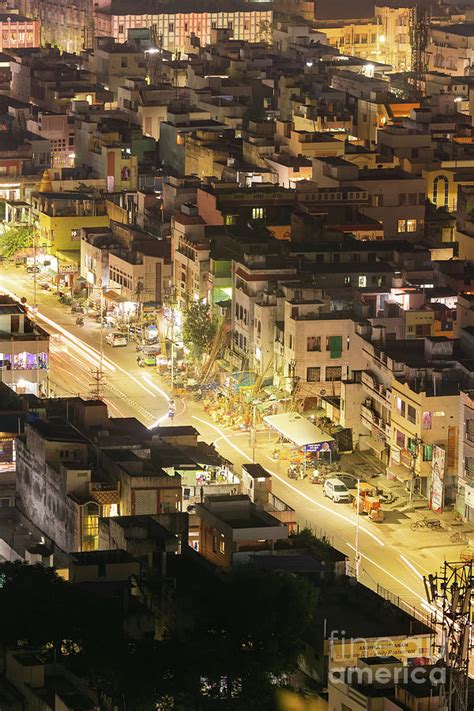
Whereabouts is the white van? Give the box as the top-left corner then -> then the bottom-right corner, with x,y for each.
323,478 -> 352,503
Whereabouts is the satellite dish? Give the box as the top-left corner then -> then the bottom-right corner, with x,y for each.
320,389 -> 326,395
20,297 -> 27,304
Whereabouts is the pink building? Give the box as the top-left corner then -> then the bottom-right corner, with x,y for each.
0,14 -> 40,51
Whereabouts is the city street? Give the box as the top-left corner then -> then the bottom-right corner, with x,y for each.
0,267 -> 465,624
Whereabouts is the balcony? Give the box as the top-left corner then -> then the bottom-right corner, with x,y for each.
464,429 -> 474,455
361,403 -> 391,440
361,371 -> 390,406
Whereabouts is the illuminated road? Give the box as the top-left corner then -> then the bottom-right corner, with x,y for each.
0,268 -> 461,626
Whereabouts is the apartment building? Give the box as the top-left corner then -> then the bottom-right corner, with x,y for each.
281,298 -> 366,403
313,158 -> 426,239
171,204 -> 209,309
0,296 -> 49,397
196,494 -> 288,569
27,111 -> 75,169
94,4 -> 273,55
92,37 -> 147,98
30,190 -> 110,259
0,14 -> 40,51
428,23 -> 474,76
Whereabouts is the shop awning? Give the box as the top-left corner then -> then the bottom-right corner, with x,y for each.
364,436 -> 387,455
263,413 -> 334,449
103,290 -> 126,303
386,462 -> 412,483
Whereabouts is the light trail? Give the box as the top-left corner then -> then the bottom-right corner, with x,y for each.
191,416 -> 384,548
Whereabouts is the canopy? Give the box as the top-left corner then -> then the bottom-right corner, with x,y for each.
263,413 -> 334,449
103,289 -> 126,303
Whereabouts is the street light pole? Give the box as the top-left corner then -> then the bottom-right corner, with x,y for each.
408,434 -> 422,512
355,478 -> 361,580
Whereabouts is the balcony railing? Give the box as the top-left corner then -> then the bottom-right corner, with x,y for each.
361,403 -> 391,439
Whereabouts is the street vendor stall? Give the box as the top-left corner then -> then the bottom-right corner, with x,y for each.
263,412 -> 335,474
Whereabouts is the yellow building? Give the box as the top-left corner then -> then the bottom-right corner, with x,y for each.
31,191 -> 110,258
423,166 -> 474,212
388,377 -> 459,498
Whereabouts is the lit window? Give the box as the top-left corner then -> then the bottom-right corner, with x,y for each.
406,219 -> 417,233
219,539 -> 225,554
358,275 -> 367,287
252,207 -> 264,220
397,219 -> 406,233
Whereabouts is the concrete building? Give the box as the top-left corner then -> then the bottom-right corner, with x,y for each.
0,296 -> 49,397
94,3 -> 273,55
171,204 -> 209,309
27,111 -> 75,169
428,23 -> 474,76
91,37 -> 147,99
15,418 -> 90,552
0,14 -> 40,51
196,494 -> 288,569
313,158 -> 426,239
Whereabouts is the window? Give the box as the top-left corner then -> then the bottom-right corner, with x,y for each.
120,57 -> 128,68
119,24 -> 124,34
423,444 -> 433,461
219,539 -> 226,554
252,207 -> 265,220
396,397 -> 406,417
396,429 -> 405,448
406,219 -> 417,233
307,336 -> 321,352
408,192 -> 417,206
168,22 -> 174,32
407,404 -> 416,424
344,276 -> 351,285
407,437 -> 417,454
373,194 -> 383,207
358,275 -> 367,287
225,214 -> 237,226
307,367 -> 321,382
327,335 -> 342,358
433,175 -> 448,208
326,365 -> 342,381
398,219 -> 407,233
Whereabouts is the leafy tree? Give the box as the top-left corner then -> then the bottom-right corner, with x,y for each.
182,301 -> 218,357
168,568 -> 318,709
0,224 -> 35,258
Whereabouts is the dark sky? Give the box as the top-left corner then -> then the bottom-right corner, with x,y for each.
315,0 -> 474,21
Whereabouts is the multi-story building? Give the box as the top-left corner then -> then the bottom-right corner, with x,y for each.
313,158 -> 426,239
94,3 -> 273,55
171,204 -> 209,309
0,13 -> 40,51
91,36 -> 147,99
428,23 -> 474,76
0,296 -> 49,397
31,190 -> 110,264
27,111 -> 75,169
281,297 -> 366,403
196,494 -> 288,569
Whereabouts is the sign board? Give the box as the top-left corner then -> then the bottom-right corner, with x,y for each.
465,482 -> 474,509
305,441 -> 332,453
326,634 -> 432,669
430,445 -> 445,513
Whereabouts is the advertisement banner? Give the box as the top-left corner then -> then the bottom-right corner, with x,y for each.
430,445 -> 445,513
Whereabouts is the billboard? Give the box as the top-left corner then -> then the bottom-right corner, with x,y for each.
430,445 -> 445,513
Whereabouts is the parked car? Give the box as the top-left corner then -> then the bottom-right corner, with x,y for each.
26,265 -> 40,273
137,353 -> 158,367
336,473 -> 359,489
105,332 -> 128,347
323,478 -> 352,503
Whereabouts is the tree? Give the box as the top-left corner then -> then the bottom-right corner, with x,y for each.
0,223 -> 35,259
182,301 -> 218,358
168,568 -> 318,709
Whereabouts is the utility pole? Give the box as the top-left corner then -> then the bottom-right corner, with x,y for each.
408,434 -> 422,512
355,478 -> 361,580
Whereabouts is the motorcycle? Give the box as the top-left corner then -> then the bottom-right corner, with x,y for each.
75,317 -> 84,327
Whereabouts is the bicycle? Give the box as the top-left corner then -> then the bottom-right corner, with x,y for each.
410,517 -> 442,531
